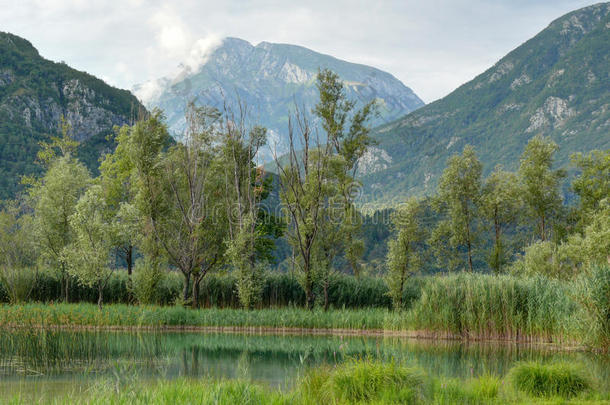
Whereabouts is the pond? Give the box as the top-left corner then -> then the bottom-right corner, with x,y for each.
0,330 -> 608,401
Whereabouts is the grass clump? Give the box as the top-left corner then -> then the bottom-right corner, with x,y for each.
299,359 -> 427,404
508,361 -> 592,398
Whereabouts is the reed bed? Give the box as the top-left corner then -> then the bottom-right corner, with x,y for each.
7,359 -> 609,404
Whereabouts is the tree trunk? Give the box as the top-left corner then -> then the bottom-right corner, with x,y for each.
323,278 -> 329,311
494,208 -> 501,274
126,246 -> 133,302
540,214 -> 546,241
192,276 -> 200,309
182,273 -> 190,304
97,283 -> 103,310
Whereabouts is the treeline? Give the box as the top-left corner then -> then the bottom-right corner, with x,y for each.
0,66 -> 608,319
0,69 -> 378,310
384,137 -> 609,309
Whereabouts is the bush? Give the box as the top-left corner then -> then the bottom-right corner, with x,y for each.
0,267 -> 37,303
509,361 -> 591,398
300,359 -> 426,404
132,258 -> 166,305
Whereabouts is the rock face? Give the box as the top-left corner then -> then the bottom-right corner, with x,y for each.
358,3 -> 610,207
0,32 -> 145,199
134,37 -> 424,159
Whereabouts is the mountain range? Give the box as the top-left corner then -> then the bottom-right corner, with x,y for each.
0,32 -> 145,199
133,37 -> 424,159
358,2 -> 609,207
0,3 -> 608,206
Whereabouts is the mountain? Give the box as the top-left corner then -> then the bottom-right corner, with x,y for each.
134,37 -> 424,159
358,3 -> 610,208
0,32 -> 145,199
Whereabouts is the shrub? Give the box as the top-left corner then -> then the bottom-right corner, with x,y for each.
301,359 -> 426,404
509,361 -> 591,398
0,267 -> 37,303
132,258 -> 166,305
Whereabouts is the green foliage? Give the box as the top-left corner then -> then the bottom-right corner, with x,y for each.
0,32 -> 143,200
301,359 -> 426,404
385,197 -> 425,309
433,145 -> 482,272
571,149 -> 610,219
131,258 -> 166,305
509,361 -> 591,398
518,135 -> 566,241
65,184 -> 114,307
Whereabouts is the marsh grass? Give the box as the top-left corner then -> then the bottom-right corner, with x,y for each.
509,361 -> 592,398
7,358 -> 609,404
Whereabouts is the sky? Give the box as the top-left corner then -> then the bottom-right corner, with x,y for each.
0,0 -> 599,103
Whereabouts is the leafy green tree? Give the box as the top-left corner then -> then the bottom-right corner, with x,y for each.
571,149 -> 610,225
65,185 -> 114,309
481,166 -> 522,273
385,197 -> 425,309
434,145 -> 482,272
27,125 -> 91,302
275,108 -> 331,310
131,106 -> 228,308
518,135 -> 566,241
313,69 -> 376,278
99,125 -> 140,282
221,116 -> 269,309
0,201 -> 38,303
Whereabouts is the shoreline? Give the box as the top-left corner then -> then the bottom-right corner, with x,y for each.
0,323 -> 584,351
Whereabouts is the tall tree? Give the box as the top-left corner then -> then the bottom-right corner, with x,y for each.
27,122 -> 91,301
131,106 -> 228,308
481,166 -> 522,273
98,125 -> 140,284
385,197 -> 426,309
312,69 -> 376,277
434,145 -> 482,272
220,111 -> 269,309
571,149 -> 610,225
0,201 -> 38,303
65,185 -> 114,309
275,107 -> 330,310
518,135 -> 566,242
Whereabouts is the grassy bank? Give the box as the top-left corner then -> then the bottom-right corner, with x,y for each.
8,359 -> 609,404
1,271 -> 606,347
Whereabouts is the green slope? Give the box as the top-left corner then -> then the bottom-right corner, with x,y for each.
0,32 -> 145,199
359,3 -> 610,207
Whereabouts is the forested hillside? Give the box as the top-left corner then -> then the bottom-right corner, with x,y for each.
0,32 -> 145,199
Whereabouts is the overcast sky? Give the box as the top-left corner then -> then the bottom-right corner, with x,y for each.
0,0 -> 599,102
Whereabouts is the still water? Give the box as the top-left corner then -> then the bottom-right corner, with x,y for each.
0,330 -> 608,401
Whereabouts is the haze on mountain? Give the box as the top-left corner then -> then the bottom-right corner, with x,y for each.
133,37 -> 424,160
357,2 -> 610,208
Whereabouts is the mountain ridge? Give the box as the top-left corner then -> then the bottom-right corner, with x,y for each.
357,2 -> 610,207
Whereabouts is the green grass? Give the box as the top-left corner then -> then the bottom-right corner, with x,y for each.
2,271 -> 606,348
509,361 -> 593,398
7,359 -> 609,404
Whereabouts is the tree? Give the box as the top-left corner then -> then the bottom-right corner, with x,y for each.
312,69 -> 376,278
99,125 -> 140,286
275,107 -> 330,310
571,149 -> 610,226
518,135 -> 566,242
131,106 -> 227,308
0,201 -> 38,303
385,197 -> 425,309
481,166 -> 522,273
434,145 -> 482,272
220,108 -> 270,309
65,185 -> 114,309
27,124 -> 91,302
